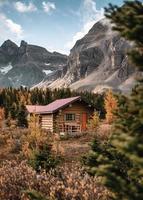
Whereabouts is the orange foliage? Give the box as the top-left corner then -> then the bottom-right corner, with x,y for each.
104,90 -> 118,124
0,107 -> 4,128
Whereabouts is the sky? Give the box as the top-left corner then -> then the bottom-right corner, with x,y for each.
0,0 -> 132,55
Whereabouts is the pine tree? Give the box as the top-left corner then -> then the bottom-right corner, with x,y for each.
84,1 -> 143,199
17,103 -> 28,128
30,143 -> 59,172
10,102 -> 17,119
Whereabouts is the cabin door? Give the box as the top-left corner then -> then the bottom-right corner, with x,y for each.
82,113 -> 87,131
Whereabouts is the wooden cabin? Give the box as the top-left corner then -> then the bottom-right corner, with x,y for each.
26,96 -> 94,134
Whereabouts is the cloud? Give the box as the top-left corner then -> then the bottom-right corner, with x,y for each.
42,1 -> 56,13
82,0 -> 104,23
14,1 -> 37,13
66,21 -> 96,49
65,0 -> 104,50
0,0 -> 8,6
0,13 -> 23,41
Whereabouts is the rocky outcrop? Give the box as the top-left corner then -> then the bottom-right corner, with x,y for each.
47,19 -> 135,93
0,40 -> 67,88
0,18 -> 136,92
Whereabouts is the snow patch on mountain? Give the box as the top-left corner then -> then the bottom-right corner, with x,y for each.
45,63 -> 51,66
42,69 -> 53,75
0,63 -> 13,74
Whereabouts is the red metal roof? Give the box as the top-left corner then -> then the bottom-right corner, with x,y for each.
26,96 -> 81,114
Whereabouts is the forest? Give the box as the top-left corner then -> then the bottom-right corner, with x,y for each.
0,87 -> 105,127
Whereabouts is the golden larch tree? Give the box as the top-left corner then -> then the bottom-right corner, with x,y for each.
87,112 -> 100,132
104,89 -> 118,124
0,107 -> 5,129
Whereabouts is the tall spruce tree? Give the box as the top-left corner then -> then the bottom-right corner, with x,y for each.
83,1 -> 143,200
17,103 -> 28,128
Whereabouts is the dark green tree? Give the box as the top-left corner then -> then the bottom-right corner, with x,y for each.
29,144 -> 59,172
23,190 -> 47,200
17,103 -> 28,128
10,102 -> 17,119
84,1 -> 143,200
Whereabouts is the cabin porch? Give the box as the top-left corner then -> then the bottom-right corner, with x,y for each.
58,122 -> 81,134
55,112 -> 88,134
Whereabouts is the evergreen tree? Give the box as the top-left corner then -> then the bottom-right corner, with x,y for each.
17,103 -> 28,128
10,102 -> 17,119
84,1 -> 143,199
29,143 -> 59,172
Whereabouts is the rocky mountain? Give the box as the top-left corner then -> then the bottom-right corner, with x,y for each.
0,18 -> 136,93
37,18 -> 135,93
0,40 -> 67,88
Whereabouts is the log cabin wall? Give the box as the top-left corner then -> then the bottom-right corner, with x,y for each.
41,114 -> 53,132
53,101 -> 93,133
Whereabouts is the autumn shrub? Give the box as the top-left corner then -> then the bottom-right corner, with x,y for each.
96,123 -> 112,141
22,114 -> 49,154
22,114 -> 56,152
87,112 -> 100,134
0,160 -> 36,200
0,126 -> 61,171
6,129 -> 29,154
35,165 -> 110,200
0,160 -> 110,200
0,129 -> 28,155
0,133 -> 7,146
0,107 -> 4,128
21,115 -> 60,171
7,137 -> 22,153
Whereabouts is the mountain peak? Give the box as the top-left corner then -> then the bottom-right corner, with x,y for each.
20,40 -> 27,47
0,39 -> 18,58
1,39 -> 18,49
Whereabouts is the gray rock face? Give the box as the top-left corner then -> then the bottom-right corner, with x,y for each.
48,18 -> 135,93
0,40 -> 67,88
0,40 -> 18,65
0,19 -> 136,93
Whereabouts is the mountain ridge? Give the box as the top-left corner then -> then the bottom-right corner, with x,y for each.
46,18 -> 136,93
0,18 -> 136,93
0,40 -> 67,88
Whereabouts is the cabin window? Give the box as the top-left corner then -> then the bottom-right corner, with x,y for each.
65,113 -> 75,121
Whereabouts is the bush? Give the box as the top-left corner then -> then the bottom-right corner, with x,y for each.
0,160 -> 36,200
87,112 -> 100,133
29,143 -> 60,172
0,160 -> 110,200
